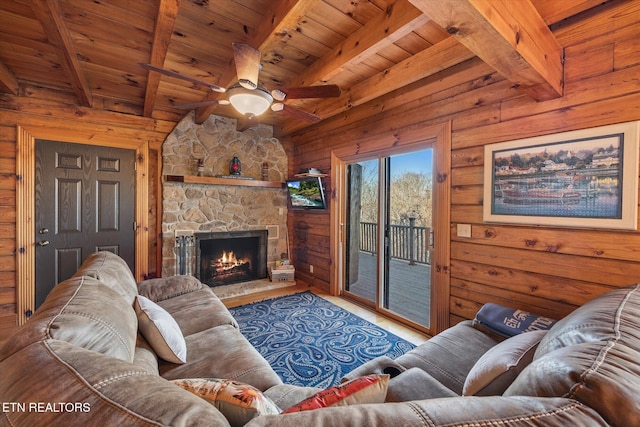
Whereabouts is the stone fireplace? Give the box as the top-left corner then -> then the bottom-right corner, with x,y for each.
161,113 -> 292,297
196,230 -> 268,287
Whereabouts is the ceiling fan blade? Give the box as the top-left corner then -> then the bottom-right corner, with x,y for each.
172,100 -> 230,110
272,103 -> 321,123
273,85 -> 341,100
232,43 -> 261,90
140,63 -> 225,93
236,115 -> 260,131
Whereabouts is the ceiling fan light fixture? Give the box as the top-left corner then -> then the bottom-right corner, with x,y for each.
227,85 -> 273,117
238,79 -> 257,90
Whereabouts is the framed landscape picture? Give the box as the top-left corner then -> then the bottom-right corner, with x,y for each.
483,121 -> 639,229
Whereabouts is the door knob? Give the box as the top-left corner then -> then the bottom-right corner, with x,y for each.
37,240 -> 50,246
39,228 -> 49,234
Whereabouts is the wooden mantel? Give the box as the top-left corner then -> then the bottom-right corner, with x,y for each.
164,175 -> 285,188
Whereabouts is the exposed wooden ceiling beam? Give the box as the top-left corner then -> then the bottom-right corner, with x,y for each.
143,0 -> 181,117
409,0 -> 563,101
280,36 -> 475,135
195,0 -> 313,123
195,0 -> 436,125
0,60 -> 19,95
290,0 -> 431,87
30,0 -> 92,107
532,0 -> 611,25
351,37 -> 475,105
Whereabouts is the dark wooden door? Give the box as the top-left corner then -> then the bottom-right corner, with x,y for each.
34,140 -> 136,308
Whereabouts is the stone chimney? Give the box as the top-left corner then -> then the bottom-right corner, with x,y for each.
161,112 -> 289,278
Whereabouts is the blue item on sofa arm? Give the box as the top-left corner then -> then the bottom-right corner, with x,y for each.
473,303 -> 556,338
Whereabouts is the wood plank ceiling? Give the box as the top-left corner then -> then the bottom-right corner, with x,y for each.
0,0 -> 609,136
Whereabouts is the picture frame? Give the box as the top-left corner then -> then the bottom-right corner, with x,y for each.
483,121 -> 639,230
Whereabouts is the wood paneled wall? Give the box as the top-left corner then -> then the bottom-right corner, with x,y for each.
286,0 -> 640,327
0,85 -> 173,328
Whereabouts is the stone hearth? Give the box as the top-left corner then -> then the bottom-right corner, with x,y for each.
161,113 -> 293,295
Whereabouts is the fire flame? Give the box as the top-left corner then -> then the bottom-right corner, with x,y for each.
218,250 -> 250,271
220,250 -> 237,265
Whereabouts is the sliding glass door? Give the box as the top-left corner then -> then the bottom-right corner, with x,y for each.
345,159 -> 379,306
344,149 -> 433,329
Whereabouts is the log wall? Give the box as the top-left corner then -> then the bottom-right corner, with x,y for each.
1,1 -> 639,332
286,0 -> 640,327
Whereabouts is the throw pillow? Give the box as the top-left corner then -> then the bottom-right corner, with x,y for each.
474,303 -> 557,338
172,378 -> 281,427
463,330 -> 547,396
282,374 -> 389,413
134,295 -> 187,364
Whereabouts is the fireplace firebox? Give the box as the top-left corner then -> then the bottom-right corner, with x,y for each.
195,230 -> 268,287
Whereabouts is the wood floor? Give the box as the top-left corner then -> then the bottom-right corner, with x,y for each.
221,283 -> 430,346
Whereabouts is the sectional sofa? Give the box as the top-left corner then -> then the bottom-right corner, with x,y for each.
1,250 -> 638,426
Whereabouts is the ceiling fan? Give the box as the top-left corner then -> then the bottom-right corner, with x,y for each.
141,43 -> 340,125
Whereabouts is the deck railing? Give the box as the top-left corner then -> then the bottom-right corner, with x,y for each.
360,220 -> 431,265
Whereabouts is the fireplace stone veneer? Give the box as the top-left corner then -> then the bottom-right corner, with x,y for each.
160,113 -> 290,290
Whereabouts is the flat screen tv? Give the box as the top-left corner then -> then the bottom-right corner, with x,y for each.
286,176 -> 327,210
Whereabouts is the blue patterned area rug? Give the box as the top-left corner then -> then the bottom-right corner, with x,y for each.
228,291 -> 415,388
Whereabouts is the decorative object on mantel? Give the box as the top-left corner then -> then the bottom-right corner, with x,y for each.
229,156 -> 242,175
261,162 -> 269,181
196,158 -> 205,177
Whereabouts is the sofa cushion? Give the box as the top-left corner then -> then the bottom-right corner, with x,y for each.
172,378 -> 281,427
386,367 -> 458,401
138,275 -> 205,302
132,333 -> 159,375
505,284 -> 640,427
394,320 -> 498,394
0,339 -> 230,426
281,374 -> 389,413
156,288 -> 239,336
0,275 -> 137,363
73,250 -> 138,304
463,330 -> 546,396
159,324 -> 283,392
135,295 -> 187,364
246,396 -> 608,426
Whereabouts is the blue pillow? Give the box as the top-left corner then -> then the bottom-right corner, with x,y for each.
474,303 -> 556,338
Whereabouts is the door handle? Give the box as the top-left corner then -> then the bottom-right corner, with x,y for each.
39,228 -> 49,234
37,240 -> 50,247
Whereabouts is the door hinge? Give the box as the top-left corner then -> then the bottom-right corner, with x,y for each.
133,221 -> 137,230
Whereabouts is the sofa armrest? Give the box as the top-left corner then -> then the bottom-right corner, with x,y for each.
0,339 -> 231,426
246,396 -> 607,426
137,275 -> 205,302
